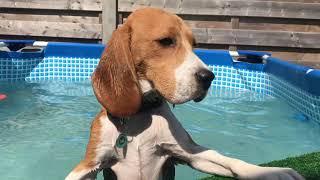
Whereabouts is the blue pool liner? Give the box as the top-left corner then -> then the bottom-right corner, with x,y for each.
45,42 -> 105,59
265,57 -> 320,96
0,40 -> 319,96
0,50 -> 44,59
194,49 -> 233,66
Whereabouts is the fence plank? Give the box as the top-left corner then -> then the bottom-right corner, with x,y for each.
0,13 -> 100,24
229,17 -> 239,51
185,20 -> 231,29
0,20 -> 102,39
102,0 -> 117,43
236,0 -> 320,2
193,28 -> 320,48
0,0 -> 102,11
239,17 -> 320,32
118,0 -> 320,19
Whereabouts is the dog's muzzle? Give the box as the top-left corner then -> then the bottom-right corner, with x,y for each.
194,69 -> 215,102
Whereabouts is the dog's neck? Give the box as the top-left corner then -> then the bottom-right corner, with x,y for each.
137,79 -> 164,113
107,88 -> 164,121
139,89 -> 164,112
107,79 -> 165,128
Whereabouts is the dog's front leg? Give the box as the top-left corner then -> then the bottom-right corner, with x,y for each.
184,147 -> 303,180
66,159 -> 116,180
160,142 -> 235,178
160,117 -> 304,180
162,139 -> 304,180
66,111 -> 118,180
65,160 -> 100,180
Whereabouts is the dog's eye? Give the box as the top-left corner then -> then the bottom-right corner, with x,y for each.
157,37 -> 175,47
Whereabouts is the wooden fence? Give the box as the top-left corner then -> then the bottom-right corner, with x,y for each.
0,0 -> 320,67
0,0 -> 104,42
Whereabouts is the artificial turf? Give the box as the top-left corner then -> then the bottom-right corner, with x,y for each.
201,152 -> 320,180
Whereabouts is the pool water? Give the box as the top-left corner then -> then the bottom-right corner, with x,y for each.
1,81 -> 320,180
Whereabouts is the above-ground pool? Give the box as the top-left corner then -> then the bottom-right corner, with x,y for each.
0,41 -> 320,180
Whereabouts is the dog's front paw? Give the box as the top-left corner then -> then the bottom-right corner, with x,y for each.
240,166 -> 304,180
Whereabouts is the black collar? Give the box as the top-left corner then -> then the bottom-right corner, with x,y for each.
107,89 -> 164,121
139,89 -> 164,112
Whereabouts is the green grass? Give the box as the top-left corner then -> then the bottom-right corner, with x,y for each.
201,152 -> 320,180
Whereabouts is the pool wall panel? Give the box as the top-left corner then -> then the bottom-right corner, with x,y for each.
0,41 -> 319,123
45,42 -> 105,59
264,57 -> 320,96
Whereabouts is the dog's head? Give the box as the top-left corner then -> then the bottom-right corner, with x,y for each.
92,8 -> 214,117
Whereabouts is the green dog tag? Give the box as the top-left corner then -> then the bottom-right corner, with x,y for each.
116,133 -> 128,148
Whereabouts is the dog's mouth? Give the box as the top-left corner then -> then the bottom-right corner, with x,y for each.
193,91 -> 208,103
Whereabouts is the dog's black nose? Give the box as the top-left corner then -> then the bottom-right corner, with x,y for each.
195,69 -> 215,89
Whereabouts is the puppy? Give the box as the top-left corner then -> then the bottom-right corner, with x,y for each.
66,8 -> 304,180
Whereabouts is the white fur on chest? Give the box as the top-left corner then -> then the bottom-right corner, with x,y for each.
97,113 -> 167,159
99,112 -> 172,180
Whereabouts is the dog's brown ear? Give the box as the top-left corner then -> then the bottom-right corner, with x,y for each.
92,25 -> 142,117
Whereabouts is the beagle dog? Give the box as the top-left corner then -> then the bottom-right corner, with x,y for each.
66,8 -> 304,180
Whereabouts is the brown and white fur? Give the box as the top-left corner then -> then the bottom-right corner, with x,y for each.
66,8 -> 304,180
